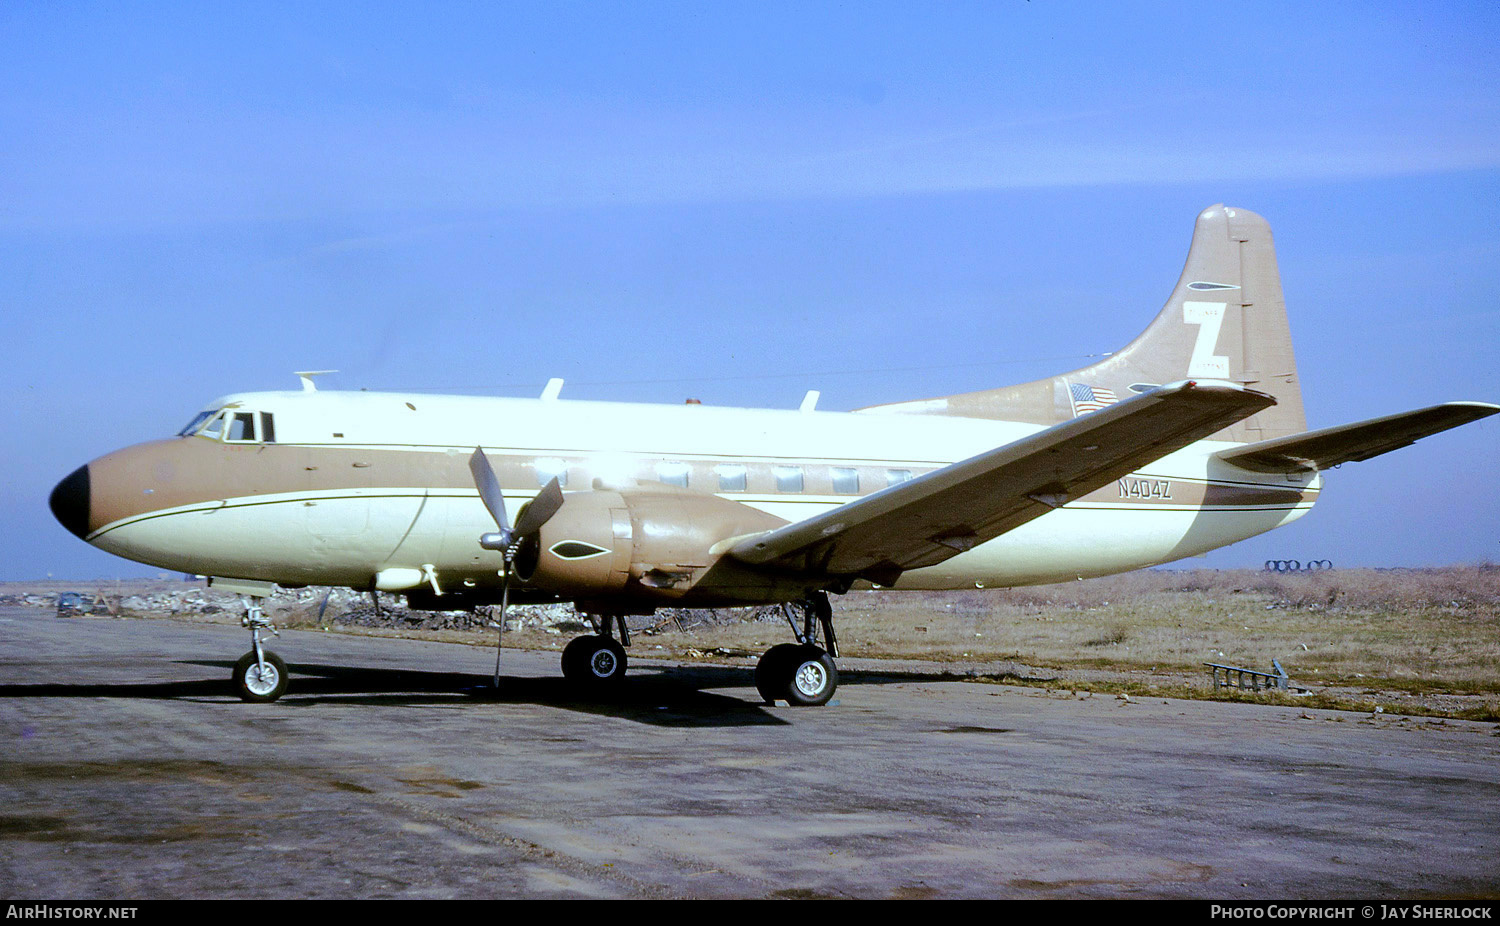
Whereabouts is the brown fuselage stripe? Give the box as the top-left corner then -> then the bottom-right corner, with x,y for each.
85,437 -> 1317,537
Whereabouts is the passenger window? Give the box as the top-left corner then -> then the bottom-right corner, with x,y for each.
774,466 -> 804,493
832,467 -> 860,494
226,412 -> 257,442
716,464 -> 747,492
886,469 -> 913,487
656,462 -> 690,488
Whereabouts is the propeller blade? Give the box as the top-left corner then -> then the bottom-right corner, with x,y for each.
493,571 -> 510,688
468,447 -> 511,531
468,454 -> 554,691
468,447 -> 513,550
514,476 -> 565,537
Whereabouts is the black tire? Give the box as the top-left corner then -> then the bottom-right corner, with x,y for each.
561,635 -> 627,688
233,650 -> 288,703
754,643 -> 802,704
756,643 -> 837,706
560,635 -> 591,682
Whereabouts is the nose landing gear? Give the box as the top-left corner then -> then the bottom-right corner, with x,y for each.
233,597 -> 287,703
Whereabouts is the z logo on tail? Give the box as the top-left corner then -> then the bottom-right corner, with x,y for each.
1183,301 -> 1229,378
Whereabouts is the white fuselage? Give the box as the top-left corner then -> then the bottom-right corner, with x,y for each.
82,389 -> 1319,594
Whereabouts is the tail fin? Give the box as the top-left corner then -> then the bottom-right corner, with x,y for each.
859,205 -> 1308,443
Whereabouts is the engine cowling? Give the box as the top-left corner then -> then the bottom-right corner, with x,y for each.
512,485 -> 788,603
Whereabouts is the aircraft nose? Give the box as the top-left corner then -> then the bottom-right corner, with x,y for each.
50,465 -> 91,540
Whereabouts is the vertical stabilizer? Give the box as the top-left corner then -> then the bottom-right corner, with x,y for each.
859,205 -> 1307,443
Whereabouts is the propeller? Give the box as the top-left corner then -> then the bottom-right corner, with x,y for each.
468,448 -> 565,686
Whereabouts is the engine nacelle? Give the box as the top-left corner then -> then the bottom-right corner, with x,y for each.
513,485 -> 788,603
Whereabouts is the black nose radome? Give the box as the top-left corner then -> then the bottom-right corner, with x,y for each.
50,465 -> 91,540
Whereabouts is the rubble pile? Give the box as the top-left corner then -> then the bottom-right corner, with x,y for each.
7,585 -> 788,636
0,593 -> 71,609
121,588 -> 228,615
332,600 -> 581,633
650,605 -> 788,631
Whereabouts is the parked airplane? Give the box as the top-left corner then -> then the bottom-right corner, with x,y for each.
50,205 -> 1496,706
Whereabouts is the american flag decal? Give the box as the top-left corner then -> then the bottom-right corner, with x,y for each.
1068,382 -> 1119,417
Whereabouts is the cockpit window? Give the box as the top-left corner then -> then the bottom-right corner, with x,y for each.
178,410 -> 219,437
226,412 -> 257,442
181,408 -> 276,443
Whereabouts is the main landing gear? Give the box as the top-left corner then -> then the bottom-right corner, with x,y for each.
560,613 -> 630,691
755,592 -> 839,707
560,597 -> 842,705
233,597 -> 287,703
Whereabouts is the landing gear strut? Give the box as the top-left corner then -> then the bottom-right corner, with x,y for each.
233,597 -> 287,703
755,592 -> 839,706
561,613 -> 629,690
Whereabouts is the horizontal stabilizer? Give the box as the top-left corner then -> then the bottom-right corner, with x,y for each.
1216,402 -> 1499,474
729,380 -> 1275,583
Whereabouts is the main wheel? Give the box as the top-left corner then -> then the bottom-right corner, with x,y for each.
233,650 -> 288,703
756,644 -> 838,706
561,635 -> 628,689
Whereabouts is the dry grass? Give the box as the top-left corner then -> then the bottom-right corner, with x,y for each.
831,567 -> 1500,689
635,566 -> 1500,718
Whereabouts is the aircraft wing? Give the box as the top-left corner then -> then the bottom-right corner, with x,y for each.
1216,402 -> 1499,474
727,380 -> 1275,583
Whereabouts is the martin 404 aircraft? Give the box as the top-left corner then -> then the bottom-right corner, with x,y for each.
50,205 -> 1496,706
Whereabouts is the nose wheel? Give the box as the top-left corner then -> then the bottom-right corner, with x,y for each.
234,649 -> 288,702
233,596 -> 287,703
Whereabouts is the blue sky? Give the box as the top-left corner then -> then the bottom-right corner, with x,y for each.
3,1 -> 1497,579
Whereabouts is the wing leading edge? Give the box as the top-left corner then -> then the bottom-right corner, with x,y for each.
727,380 -> 1276,585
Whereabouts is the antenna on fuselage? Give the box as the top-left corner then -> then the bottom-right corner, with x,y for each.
294,370 -> 339,392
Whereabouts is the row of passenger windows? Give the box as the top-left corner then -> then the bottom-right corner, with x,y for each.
533,459 -> 915,493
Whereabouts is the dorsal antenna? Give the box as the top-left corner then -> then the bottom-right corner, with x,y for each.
294,370 -> 338,393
